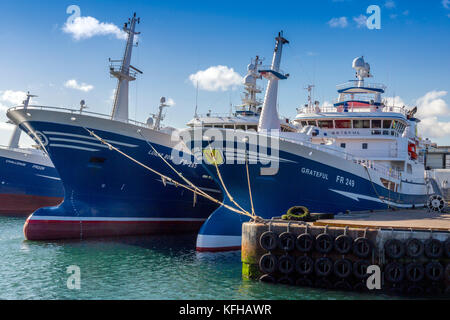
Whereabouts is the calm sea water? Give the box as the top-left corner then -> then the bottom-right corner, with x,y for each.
0,216 -> 391,300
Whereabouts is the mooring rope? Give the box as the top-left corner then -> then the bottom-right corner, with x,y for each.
363,165 -> 390,209
137,130 -> 220,207
84,128 -> 258,219
207,144 -> 253,217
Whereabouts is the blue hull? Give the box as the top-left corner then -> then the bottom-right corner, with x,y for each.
192,136 -> 428,251
0,152 -> 63,215
17,120 -> 221,240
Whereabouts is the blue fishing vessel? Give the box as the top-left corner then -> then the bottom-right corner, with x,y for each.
0,93 -> 63,216
186,33 -> 432,252
7,14 -> 220,239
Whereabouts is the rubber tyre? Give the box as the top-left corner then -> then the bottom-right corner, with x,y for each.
259,274 -> 276,284
405,238 -> 424,259
296,233 -> 314,253
260,231 -> 278,251
278,232 -> 296,252
445,238 -> 450,258
315,257 -> 333,277
353,237 -> 372,258
295,256 -> 314,276
384,262 -> 405,283
278,276 -> 294,286
296,277 -> 313,287
315,233 -> 334,254
405,262 -> 425,282
424,238 -> 443,259
259,253 -> 278,274
353,260 -> 371,279
334,235 -> 353,255
334,259 -> 352,278
384,239 -> 405,259
425,261 -> 444,281
278,255 -> 295,274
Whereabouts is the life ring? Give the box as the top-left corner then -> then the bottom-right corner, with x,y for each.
405,262 -> 425,282
353,237 -> 372,258
295,256 -> 314,276
334,259 -> 353,279
315,257 -> 333,277
405,238 -> 424,258
334,234 -> 353,254
384,239 -> 405,259
282,206 -> 311,221
425,261 -> 444,281
296,233 -> 314,253
384,262 -> 405,283
259,253 -> 278,274
425,238 -> 443,259
278,255 -> 295,274
353,260 -> 371,279
259,274 -> 276,284
315,233 -> 334,254
278,232 -> 296,252
260,231 -> 278,251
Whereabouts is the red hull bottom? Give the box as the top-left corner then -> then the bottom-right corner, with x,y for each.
0,194 -> 63,216
24,219 -> 205,241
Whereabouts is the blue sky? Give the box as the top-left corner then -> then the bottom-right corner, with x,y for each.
0,0 -> 449,146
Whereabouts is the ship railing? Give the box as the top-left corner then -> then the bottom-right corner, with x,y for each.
336,81 -> 387,91
279,135 -> 401,179
8,105 -> 152,129
297,105 -> 407,115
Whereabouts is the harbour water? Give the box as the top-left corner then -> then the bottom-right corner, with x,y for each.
0,216 -> 399,300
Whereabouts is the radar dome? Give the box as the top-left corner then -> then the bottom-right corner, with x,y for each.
352,56 -> 366,69
247,63 -> 255,71
146,117 -> 154,127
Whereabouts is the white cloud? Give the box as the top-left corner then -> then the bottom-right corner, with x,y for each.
189,66 -> 243,92
166,98 -> 176,106
443,0 -> 450,9
353,15 -> 367,28
64,80 -> 94,92
385,1 -> 396,9
0,90 -> 27,106
328,17 -> 348,28
383,96 -> 407,108
63,16 -> 127,41
416,90 -> 448,118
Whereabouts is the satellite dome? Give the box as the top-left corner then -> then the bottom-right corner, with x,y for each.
352,56 -> 366,69
244,74 -> 256,85
248,63 -> 255,71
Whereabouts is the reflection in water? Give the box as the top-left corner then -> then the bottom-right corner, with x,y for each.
0,217 -> 390,300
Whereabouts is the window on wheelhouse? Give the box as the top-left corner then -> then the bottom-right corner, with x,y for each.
335,120 -> 352,129
236,125 -> 246,131
371,120 -> 382,135
307,120 -> 317,126
318,120 -> 334,128
353,120 -> 370,129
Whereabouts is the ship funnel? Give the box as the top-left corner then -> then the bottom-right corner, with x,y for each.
257,32 -> 289,132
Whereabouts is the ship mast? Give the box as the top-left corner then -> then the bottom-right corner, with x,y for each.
9,92 -> 36,149
110,13 -> 142,122
241,56 -> 263,113
258,32 -> 289,132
